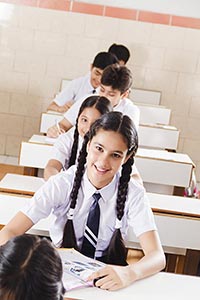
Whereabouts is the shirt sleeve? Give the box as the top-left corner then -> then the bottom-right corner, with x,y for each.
49,130 -> 74,167
126,184 -> 157,238
20,171 -> 74,225
53,80 -> 77,106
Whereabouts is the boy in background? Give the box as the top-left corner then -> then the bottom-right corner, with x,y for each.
47,52 -> 118,113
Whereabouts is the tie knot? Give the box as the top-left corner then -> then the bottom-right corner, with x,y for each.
92,89 -> 96,94
93,193 -> 101,202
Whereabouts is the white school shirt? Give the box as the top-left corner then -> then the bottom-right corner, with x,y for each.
21,165 -> 156,257
54,73 -> 98,106
49,127 -> 83,169
64,95 -> 140,131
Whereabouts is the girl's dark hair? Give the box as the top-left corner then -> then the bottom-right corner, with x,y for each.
61,111 -> 138,266
67,95 -> 112,168
101,64 -> 133,94
0,234 -> 65,300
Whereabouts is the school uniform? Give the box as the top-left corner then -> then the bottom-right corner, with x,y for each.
53,73 -> 98,106
63,95 -> 140,131
49,127 -> 83,169
20,165 -> 156,259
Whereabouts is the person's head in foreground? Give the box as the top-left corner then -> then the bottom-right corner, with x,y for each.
0,234 -> 65,300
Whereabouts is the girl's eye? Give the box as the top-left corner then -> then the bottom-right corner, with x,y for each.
95,145 -> 103,152
81,118 -> 87,123
112,153 -> 121,159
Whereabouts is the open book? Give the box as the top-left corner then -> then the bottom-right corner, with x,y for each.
58,248 -> 105,291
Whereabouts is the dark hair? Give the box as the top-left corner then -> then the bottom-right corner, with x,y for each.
67,95 -> 112,168
92,51 -> 118,70
0,234 -> 65,300
108,43 -> 130,64
101,64 -> 133,94
62,111 -> 138,266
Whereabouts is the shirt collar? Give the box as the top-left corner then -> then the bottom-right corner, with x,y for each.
82,170 -> 120,202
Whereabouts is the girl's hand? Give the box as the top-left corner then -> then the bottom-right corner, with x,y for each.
87,265 -> 134,291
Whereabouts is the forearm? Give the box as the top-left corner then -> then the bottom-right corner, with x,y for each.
0,212 -> 34,246
44,160 -> 62,181
127,249 -> 166,283
47,118 -> 73,137
47,101 -> 72,113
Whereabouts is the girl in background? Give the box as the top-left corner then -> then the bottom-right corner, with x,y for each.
44,95 -> 112,180
0,112 -> 165,291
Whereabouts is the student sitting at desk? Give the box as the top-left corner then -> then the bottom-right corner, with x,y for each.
0,234 -> 65,300
47,51 -> 118,113
0,112 -> 165,291
47,64 -> 140,137
108,43 -> 130,66
44,95 -> 112,180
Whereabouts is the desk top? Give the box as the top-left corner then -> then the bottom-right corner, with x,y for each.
65,272 -> 200,300
136,148 -> 194,165
148,192 -> 200,218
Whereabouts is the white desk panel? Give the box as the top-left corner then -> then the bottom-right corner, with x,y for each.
138,124 -> 180,150
135,148 -> 194,187
137,103 -> 171,125
40,112 -> 63,133
130,88 -> 161,105
19,141 -> 52,169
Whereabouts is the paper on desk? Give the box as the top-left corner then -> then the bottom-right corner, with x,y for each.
58,248 -> 105,291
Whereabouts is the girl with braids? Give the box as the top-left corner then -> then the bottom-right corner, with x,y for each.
44,95 -> 112,181
0,112 -> 165,291
0,234 -> 65,300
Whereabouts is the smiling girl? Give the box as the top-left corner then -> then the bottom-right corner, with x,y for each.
0,112 -> 165,291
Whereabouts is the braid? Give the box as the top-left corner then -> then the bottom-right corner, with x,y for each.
106,155 -> 134,266
61,135 -> 89,249
67,121 -> 79,168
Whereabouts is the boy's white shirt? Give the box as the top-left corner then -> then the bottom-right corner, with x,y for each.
54,73 -> 98,106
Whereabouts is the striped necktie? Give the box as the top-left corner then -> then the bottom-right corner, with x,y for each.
81,193 -> 101,258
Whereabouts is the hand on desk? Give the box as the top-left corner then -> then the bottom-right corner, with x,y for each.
47,124 -> 65,138
87,265 -> 134,291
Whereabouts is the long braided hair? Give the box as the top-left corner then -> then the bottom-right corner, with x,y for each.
66,95 -> 112,169
61,112 -> 138,266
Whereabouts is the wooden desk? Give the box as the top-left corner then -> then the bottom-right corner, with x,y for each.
65,272 -> 200,300
0,193 -> 54,236
137,103 -> 171,125
130,88 -> 161,105
138,123 -> 179,151
0,173 -> 44,196
135,148 -> 194,194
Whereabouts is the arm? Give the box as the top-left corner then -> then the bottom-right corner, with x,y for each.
44,159 -> 63,181
47,101 -> 73,113
0,212 -> 34,246
47,118 -> 73,138
88,230 -> 165,291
